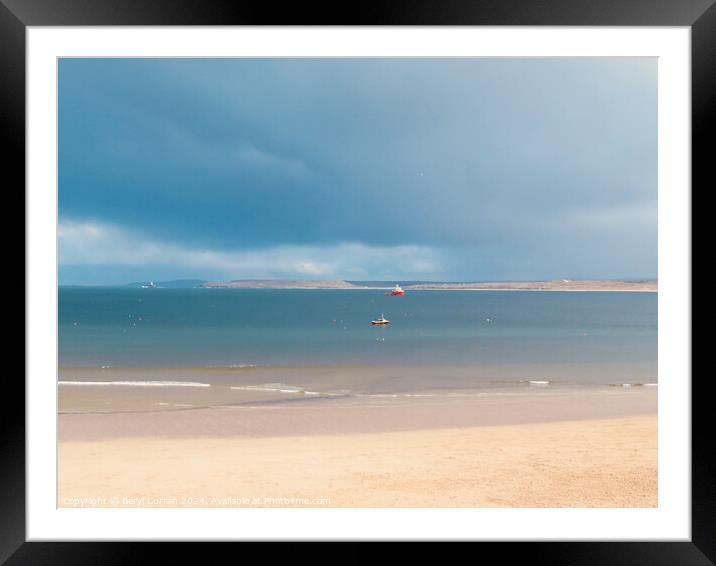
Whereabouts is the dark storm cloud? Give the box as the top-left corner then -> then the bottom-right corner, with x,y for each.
58,58 -> 656,284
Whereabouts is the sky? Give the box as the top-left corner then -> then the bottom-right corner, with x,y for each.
58,58 -> 657,285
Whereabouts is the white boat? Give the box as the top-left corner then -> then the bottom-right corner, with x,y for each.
371,313 -> 390,325
141,281 -> 157,289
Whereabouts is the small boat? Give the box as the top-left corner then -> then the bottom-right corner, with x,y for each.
371,313 -> 390,325
141,281 -> 157,289
384,284 -> 405,296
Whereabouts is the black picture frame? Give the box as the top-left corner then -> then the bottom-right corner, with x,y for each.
5,0 -> 706,562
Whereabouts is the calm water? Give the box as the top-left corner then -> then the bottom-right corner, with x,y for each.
58,287 -> 657,410
59,287 -> 657,368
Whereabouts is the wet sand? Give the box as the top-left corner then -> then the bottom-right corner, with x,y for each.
59,387 -> 656,440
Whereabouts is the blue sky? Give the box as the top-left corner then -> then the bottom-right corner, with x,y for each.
58,58 -> 656,285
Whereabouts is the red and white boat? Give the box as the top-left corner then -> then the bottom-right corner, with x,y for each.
384,284 -> 405,297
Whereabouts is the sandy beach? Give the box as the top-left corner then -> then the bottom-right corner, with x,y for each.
59,388 -> 657,508
54,56 -> 661,518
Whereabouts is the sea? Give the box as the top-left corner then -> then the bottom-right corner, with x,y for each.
58,287 -> 658,412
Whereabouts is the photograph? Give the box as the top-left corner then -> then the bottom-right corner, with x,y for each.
56,56 -> 658,509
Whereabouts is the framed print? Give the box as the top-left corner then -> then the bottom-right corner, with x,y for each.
5,0 -> 707,561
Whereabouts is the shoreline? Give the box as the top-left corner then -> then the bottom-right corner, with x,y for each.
58,362 -> 659,415
59,387 -> 656,441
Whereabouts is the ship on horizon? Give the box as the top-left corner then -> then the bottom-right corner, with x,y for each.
384,284 -> 405,297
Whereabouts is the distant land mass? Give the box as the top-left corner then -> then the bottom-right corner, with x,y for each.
200,279 -> 356,289
124,279 -> 206,289
404,279 -> 657,292
199,279 -> 657,292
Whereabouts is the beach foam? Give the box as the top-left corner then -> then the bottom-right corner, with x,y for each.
206,364 -> 259,369
356,393 -> 400,398
230,383 -> 320,395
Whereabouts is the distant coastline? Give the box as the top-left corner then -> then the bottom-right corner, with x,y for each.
199,279 -> 657,292
200,279 -> 357,290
